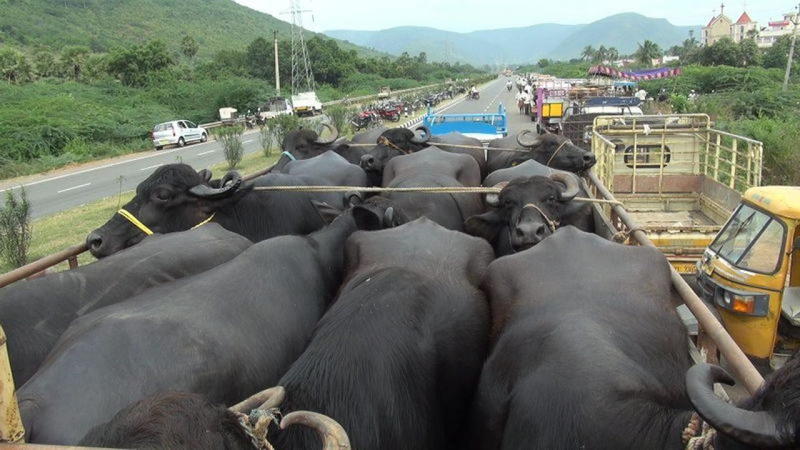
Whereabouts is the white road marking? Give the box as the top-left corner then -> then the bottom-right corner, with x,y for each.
139,164 -> 163,171
197,150 -> 216,156
243,139 -> 256,144
57,183 -> 91,194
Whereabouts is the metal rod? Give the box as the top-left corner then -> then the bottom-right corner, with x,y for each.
0,244 -> 87,289
0,327 -> 24,444
587,170 -> 765,394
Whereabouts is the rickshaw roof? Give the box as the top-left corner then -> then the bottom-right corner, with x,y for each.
744,187 -> 800,220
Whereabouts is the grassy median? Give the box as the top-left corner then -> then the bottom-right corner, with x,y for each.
0,151 -> 279,274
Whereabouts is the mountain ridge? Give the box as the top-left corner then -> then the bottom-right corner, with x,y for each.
326,13 -> 701,65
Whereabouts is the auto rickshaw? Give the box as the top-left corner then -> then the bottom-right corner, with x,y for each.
697,186 -> 800,370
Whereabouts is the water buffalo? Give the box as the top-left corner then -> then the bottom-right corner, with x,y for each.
464,227 -> 800,449
381,147 -> 483,231
86,164 -> 326,258
0,224 -> 251,386
280,150 -> 369,205
79,390 -> 348,450
272,124 -> 339,172
329,126 -> 389,165
429,131 -> 487,178
359,127 -> 431,186
269,218 -> 494,449
465,174 -> 582,254
20,201 -> 389,445
486,130 -> 596,174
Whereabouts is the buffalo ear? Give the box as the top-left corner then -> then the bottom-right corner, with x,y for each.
197,169 -> 213,183
465,210 -> 505,242
312,201 -> 342,225
343,191 -> 364,208
352,205 -> 383,231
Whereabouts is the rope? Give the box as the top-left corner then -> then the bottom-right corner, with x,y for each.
521,203 -> 559,232
612,226 -> 645,243
117,209 -> 216,236
345,142 -> 533,153
235,408 -> 282,450
546,140 -> 569,167
376,136 -> 411,154
683,413 -> 716,450
249,185 -> 624,206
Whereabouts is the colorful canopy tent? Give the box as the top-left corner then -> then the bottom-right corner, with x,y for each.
588,65 -> 682,81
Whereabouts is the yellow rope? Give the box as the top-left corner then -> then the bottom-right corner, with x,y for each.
117,209 -> 154,236
249,185 -> 623,205
346,142 -> 532,152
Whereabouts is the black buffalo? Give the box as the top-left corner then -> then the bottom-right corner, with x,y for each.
86,164 -> 326,258
486,130 -> 596,174
270,218 -> 494,449
381,147 -> 483,231
0,224 -> 251,386
272,123 -> 339,172
328,126 -> 389,165
465,227 -> 800,449
20,201 -> 388,445
280,150 -> 369,205
359,127 -> 431,186
429,132 -> 487,178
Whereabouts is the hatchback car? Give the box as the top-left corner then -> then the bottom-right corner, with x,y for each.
151,120 -> 207,150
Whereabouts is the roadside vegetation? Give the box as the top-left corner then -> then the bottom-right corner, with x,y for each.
524,35 -> 800,186
0,189 -> 33,269
0,35 -> 487,180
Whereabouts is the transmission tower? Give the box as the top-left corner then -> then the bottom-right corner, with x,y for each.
286,0 -> 315,94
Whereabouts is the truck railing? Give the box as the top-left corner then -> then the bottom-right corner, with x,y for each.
591,114 -> 763,196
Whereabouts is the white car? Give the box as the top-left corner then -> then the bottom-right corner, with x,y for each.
151,120 -> 207,150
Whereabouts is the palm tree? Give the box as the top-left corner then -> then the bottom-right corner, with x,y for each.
635,40 -> 662,65
596,45 -> 608,62
0,47 -> 33,83
607,47 -> 620,62
581,45 -> 596,62
60,46 -> 89,80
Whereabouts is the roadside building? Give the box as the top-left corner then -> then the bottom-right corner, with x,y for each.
757,12 -> 799,48
701,4 -> 759,46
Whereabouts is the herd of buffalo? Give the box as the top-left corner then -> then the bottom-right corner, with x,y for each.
1,124 -> 798,449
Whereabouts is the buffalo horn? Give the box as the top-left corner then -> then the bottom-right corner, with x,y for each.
516,129 -> 542,148
549,172 -> 579,201
189,171 -> 243,199
281,411 -> 351,450
486,181 -> 509,207
686,364 -> 788,447
411,126 -> 432,144
197,169 -> 213,183
228,386 -> 286,414
383,206 -> 395,227
315,123 -> 339,145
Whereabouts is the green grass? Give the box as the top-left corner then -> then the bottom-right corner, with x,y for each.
0,152 -> 279,274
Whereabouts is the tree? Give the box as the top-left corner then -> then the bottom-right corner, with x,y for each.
180,35 -> 199,64
738,38 -> 761,67
0,188 -> 32,268
60,45 -> 90,80
106,40 -> 173,86
581,45 -> 596,62
634,40 -> 662,65
537,58 -> 552,68
763,35 -> 798,69
246,37 -> 272,80
34,50 -> 58,78
0,47 -> 32,83
596,45 -> 608,62
607,47 -> 620,61
699,37 -> 739,66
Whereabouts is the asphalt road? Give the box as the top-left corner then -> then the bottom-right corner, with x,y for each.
0,76 -> 528,220
0,130 -> 266,219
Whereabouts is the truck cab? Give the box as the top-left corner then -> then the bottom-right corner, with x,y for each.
697,187 -> 800,368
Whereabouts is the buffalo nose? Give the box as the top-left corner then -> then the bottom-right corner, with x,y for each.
86,231 -> 103,253
583,153 -> 597,167
514,223 -> 548,243
360,154 -> 375,169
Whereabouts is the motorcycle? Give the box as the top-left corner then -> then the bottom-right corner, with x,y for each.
351,110 -> 382,131
506,83 -> 513,92
466,91 -> 480,101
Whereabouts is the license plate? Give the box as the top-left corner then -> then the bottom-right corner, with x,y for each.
701,262 -> 714,276
673,262 -> 698,275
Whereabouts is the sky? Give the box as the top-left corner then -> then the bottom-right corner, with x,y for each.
233,0 -> 795,33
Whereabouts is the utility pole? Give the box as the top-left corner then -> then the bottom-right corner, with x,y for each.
782,4 -> 800,92
274,30 -> 281,96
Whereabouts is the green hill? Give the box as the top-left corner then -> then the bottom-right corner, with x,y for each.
0,0 -> 380,58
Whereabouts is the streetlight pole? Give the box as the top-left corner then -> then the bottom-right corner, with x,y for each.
782,4 -> 800,92
274,30 -> 281,96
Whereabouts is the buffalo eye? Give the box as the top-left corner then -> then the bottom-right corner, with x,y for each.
548,195 -> 556,203
152,189 -> 173,203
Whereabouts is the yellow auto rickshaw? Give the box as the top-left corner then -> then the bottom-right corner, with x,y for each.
697,186 -> 800,369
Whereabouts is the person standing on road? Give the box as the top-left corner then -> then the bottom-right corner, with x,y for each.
522,90 -> 532,116
515,91 -> 525,114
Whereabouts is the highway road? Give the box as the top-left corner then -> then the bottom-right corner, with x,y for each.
0,76 -> 529,220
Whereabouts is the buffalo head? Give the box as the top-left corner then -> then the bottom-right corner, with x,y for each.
86,164 -> 246,259
686,352 -> 800,449
359,127 -> 430,177
516,130 -> 596,173
465,174 -> 580,253
276,124 -> 339,171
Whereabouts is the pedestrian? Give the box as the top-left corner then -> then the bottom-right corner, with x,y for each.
515,90 -> 524,114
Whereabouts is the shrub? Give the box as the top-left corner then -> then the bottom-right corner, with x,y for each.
217,126 -> 244,169
325,104 -> 353,137
266,114 -> 301,153
259,126 -> 273,158
0,188 -> 32,268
